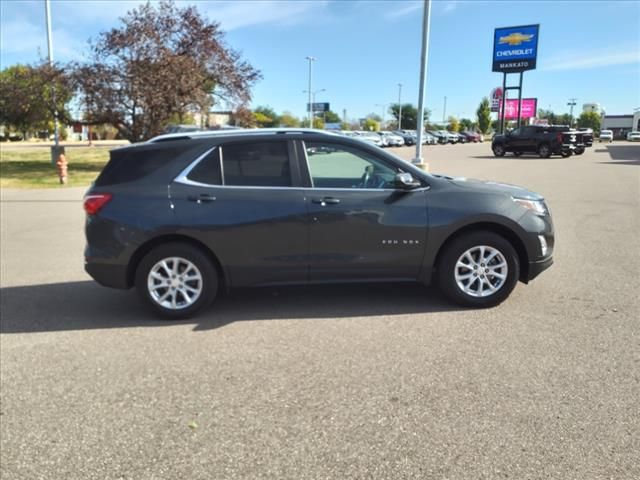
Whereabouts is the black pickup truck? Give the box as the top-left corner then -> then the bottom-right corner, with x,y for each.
492,125 -> 585,158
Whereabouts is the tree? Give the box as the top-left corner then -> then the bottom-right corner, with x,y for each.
447,116 -> 460,132
0,63 -> 73,138
312,117 -> 324,129
459,118 -> 475,132
323,110 -> 341,124
73,0 -> 260,141
253,106 -> 279,128
537,109 -> 557,124
476,97 -> 492,134
577,111 -> 601,132
234,105 -> 256,128
363,118 -> 379,131
366,113 -> 382,122
279,111 -> 300,127
389,103 -> 430,130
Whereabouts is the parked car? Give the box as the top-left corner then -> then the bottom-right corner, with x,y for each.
439,130 -> 458,143
427,130 -> 448,144
461,131 -> 482,143
355,131 -> 384,147
576,128 -> 593,154
381,131 -> 405,147
599,130 -> 613,143
453,132 -> 467,144
423,132 -> 438,145
393,130 -> 415,146
84,128 -> 554,318
626,131 -> 640,142
492,125 -> 584,158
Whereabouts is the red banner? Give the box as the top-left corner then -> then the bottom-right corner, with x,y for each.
499,98 -> 537,119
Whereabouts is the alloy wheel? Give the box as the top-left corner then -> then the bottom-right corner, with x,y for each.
147,257 -> 203,310
454,246 -> 508,298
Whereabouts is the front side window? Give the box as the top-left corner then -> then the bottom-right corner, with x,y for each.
305,142 -> 399,189
222,141 -> 291,187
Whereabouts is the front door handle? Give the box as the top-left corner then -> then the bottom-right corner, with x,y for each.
188,194 -> 216,203
312,197 -> 340,206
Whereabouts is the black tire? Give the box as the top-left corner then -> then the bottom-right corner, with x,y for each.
560,151 -> 572,158
574,147 -> 585,155
135,242 -> 218,319
492,143 -> 506,157
436,231 -> 520,308
538,143 -> 552,158
513,151 -> 522,157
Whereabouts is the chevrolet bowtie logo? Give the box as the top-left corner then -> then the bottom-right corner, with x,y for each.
499,32 -> 534,46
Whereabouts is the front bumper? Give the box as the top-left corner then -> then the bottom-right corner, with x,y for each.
528,256 -> 554,281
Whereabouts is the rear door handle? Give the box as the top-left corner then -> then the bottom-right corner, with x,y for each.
188,194 -> 216,203
312,197 -> 340,206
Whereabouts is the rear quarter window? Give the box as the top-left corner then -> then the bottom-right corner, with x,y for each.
94,145 -> 184,187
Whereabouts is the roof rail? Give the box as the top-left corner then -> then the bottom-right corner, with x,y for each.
147,128 -> 338,143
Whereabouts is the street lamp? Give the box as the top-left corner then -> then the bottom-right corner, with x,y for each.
305,56 -> 316,128
397,83 -> 403,130
567,97 -> 577,126
303,88 -> 326,127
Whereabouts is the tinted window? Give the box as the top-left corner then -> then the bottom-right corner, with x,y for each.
95,146 -> 183,187
186,148 -> 222,185
222,142 -> 291,187
305,142 -> 398,189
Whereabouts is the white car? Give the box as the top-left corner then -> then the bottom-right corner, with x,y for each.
355,131 -> 384,147
380,131 -> 404,147
626,131 -> 640,142
599,130 -> 613,143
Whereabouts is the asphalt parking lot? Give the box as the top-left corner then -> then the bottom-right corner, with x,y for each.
1,142 -> 639,479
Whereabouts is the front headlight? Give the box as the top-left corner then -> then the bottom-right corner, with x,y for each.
512,197 -> 548,215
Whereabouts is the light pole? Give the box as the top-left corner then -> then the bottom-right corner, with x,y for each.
397,83 -> 403,130
45,0 -> 60,154
375,103 -> 389,129
414,0 -> 432,168
305,56 -> 316,128
442,95 -> 447,123
567,97 -> 577,127
303,88 -> 325,127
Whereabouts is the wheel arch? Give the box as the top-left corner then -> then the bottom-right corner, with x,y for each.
126,234 -> 227,290
431,222 -> 530,283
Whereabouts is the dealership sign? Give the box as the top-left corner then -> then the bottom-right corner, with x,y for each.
499,98 -> 538,119
307,102 -> 330,112
492,24 -> 539,73
490,87 -> 503,112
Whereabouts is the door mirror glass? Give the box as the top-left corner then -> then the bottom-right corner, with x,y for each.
394,173 -> 421,190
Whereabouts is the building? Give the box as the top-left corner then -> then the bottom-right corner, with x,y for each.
601,112 -> 640,139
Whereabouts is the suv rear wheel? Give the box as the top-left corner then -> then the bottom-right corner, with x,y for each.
135,242 -> 218,319
537,143 -> 551,158
492,143 -> 506,157
437,231 -> 520,308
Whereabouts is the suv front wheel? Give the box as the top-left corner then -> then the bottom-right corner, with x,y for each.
135,242 -> 218,319
492,143 -> 506,157
437,231 -> 520,308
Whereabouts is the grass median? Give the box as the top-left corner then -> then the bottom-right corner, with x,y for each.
0,146 -> 111,188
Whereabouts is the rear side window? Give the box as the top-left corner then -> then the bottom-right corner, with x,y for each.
186,148 -> 222,185
221,141 -> 291,187
95,146 -> 182,186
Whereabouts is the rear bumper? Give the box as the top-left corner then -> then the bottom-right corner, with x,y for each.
85,261 -> 130,289
527,256 -> 553,281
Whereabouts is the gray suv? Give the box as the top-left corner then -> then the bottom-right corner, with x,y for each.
84,129 -> 554,319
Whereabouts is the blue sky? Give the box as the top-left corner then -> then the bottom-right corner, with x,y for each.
1,0 -> 639,122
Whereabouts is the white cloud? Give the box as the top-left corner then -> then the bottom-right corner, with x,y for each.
442,0 -> 459,15
387,1 -> 421,18
541,47 -> 640,71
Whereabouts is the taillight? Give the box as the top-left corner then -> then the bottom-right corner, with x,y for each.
84,193 -> 112,215
556,132 -> 563,143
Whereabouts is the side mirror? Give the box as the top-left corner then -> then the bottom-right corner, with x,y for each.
394,173 -> 421,190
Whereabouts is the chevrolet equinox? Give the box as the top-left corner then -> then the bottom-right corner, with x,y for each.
84,129 -> 554,319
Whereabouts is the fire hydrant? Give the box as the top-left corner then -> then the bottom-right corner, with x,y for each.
56,153 -> 68,184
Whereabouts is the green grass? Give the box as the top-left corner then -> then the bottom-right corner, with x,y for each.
0,146 -> 110,188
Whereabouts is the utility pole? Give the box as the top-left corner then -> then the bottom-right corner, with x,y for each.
305,56 -> 316,128
567,98 -> 577,127
303,88 -> 325,127
45,0 -> 60,156
375,103 -> 388,129
414,0 -> 432,169
343,109 -> 347,124
442,95 -> 447,123
397,83 -> 403,130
